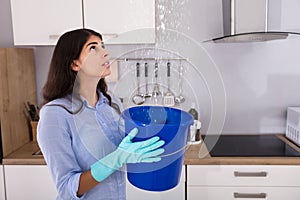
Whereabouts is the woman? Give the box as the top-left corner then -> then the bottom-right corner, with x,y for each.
37,28 -> 165,200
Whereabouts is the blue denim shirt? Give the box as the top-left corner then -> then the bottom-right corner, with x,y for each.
37,92 -> 126,200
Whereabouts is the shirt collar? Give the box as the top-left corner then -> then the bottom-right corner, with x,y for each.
80,91 -> 109,109
97,91 -> 109,105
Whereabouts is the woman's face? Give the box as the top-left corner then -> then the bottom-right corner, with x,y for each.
73,35 -> 111,79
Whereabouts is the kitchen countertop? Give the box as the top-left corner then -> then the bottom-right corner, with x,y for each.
2,142 -> 46,165
3,134 -> 300,165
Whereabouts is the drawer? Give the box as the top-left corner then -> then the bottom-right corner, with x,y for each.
187,165 -> 300,187
188,186 -> 300,200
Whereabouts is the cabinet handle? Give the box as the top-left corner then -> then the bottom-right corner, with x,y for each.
49,35 -> 61,40
234,171 -> 267,177
234,192 -> 267,199
102,33 -> 119,38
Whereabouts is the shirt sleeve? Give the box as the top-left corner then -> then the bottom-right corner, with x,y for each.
37,106 -> 85,200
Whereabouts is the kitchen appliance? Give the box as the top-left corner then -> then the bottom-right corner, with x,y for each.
286,107 -> 300,147
204,134 -> 300,157
210,0 -> 300,43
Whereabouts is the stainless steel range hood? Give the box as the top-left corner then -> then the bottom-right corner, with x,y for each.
210,0 -> 300,43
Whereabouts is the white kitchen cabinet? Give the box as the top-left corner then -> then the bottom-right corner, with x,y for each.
83,0 -> 155,44
188,186 -> 300,200
0,165 -> 5,200
10,0 -> 83,45
11,0 -> 83,45
126,167 -> 185,200
187,165 -> 300,200
4,165 -> 57,200
10,0 -> 155,45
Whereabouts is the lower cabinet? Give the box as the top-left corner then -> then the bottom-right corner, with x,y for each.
188,186 -> 300,200
0,165 -> 5,200
126,167 -> 185,200
4,165 -> 57,200
4,165 -> 185,200
187,165 -> 300,200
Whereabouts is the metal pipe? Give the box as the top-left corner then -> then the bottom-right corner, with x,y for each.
113,58 -> 186,62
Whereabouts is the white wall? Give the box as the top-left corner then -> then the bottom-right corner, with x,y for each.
1,0 -> 300,134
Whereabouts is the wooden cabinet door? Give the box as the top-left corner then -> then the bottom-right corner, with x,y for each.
0,48 -> 37,157
10,0 -> 83,45
83,0 -> 155,44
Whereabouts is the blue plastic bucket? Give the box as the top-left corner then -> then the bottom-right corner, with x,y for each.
121,106 -> 193,191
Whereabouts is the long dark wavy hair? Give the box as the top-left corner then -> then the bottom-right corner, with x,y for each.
42,28 -> 112,108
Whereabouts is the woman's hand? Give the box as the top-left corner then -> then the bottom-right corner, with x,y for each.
90,128 -> 165,182
117,128 -> 165,163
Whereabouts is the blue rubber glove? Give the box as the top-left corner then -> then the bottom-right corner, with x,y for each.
91,128 -> 165,182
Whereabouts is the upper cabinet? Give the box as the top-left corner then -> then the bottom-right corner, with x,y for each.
10,0 -> 155,45
83,0 -> 155,44
10,0 -> 83,45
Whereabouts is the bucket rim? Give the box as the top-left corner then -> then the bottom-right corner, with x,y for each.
121,105 -> 194,126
